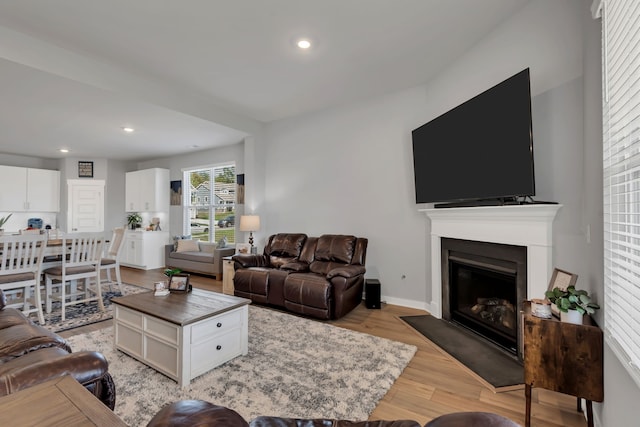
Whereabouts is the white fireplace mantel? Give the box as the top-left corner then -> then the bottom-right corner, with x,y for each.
420,204 -> 562,318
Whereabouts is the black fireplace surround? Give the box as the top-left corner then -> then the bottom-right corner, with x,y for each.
441,238 -> 527,360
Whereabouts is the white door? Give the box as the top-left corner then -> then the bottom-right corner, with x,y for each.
67,180 -> 105,232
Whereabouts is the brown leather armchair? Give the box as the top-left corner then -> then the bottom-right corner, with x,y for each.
233,233 -> 368,320
0,290 -> 116,409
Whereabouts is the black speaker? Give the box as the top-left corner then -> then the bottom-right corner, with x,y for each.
365,279 -> 381,309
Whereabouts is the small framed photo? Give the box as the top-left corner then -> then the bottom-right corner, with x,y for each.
236,243 -> 251,255
168,273 -> 191,293
547,268 -> 578,317
78,161 -> 94,178
547,268 -> 578,293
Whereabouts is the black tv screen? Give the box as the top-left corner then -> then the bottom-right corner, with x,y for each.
412,68 -> 535,206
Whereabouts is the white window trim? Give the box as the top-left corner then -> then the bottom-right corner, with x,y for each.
601,0 -> 640,389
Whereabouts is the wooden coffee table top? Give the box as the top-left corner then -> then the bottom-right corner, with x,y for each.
0,375 -> 126,427
111,288 -> 251,326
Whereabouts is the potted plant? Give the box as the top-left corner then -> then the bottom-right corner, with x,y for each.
0,213 -> 12,235
126,212 -> 142,230
545,285 -> 600,324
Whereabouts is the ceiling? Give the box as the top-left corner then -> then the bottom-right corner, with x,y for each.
0,0 -> 529,161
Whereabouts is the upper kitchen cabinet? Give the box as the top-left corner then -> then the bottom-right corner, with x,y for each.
125,168 -> 169,213
0,166 -> 60,212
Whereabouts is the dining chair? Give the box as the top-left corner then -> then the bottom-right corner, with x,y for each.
100,227 -> 125,294
43,233 -> 104,321
0,233 -> 47,324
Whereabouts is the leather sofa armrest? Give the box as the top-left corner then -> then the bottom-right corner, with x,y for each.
280,261 -> 309,272
232,254 -> 268,268
327,265 -> 366,279
0,349 -> 109,396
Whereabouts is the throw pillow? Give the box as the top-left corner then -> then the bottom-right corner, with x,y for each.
173,234 -> 192,251
175,239 -> 200,253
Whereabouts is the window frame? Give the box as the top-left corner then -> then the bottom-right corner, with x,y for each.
182,163 -> 236,243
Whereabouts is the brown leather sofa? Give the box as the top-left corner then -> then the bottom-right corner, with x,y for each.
147,400 -> 522,427
232,234 -> 368,320
0,290 -> 116,409
147,400 -> 420,427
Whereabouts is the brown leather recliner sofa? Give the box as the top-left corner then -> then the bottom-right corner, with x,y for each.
147,400 -> 522,427
232,233 -> 368,320
0,290 -> 116,409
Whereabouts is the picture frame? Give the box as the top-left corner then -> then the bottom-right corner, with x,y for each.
547,268 -> 578,317
78,161 -> 94,178
547,268 -> 578,293
170,180 -> 182,206
168,273 -> 191,293
236,243 -> 251,255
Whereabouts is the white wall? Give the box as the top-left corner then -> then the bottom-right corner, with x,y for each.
263,0 -> 586,309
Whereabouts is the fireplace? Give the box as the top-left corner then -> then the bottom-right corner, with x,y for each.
421,205 -> 562,361
441,238 -> 527,358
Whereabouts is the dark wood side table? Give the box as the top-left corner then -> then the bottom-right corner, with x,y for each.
523,302 -> 603,427
0,375 -> 126,426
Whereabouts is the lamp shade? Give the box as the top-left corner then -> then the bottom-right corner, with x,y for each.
239,215 -> 260,232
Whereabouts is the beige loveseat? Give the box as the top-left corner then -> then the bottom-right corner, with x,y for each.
165,240 -> 235,279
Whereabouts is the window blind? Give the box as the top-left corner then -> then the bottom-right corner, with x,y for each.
602,0 -> 640,388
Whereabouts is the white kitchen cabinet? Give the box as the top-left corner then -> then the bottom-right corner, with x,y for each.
125,168 -> 169,213
0,165 -> 60,212
120,230 -> 170,270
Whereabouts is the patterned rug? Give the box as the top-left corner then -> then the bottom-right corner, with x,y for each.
41,282 -> 149,333
67,305 -> 417,426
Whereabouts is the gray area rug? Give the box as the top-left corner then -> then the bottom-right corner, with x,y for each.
42,283 -> 148,333
400,314 -> 523,390
67,305 -> 417,426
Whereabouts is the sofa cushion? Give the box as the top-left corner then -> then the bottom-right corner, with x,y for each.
170,251 -> 214,263
176,239 -> 200,253
315,235 -> 356,263
268,234 -> 307,257
199,242 -> 217,254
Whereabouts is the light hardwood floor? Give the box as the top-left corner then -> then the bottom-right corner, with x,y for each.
61,267 -> 587,426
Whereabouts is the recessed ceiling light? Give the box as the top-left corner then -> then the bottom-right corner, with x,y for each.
297,39 -> 311,49
122,127 -> 135,133
59,148 -> 69,153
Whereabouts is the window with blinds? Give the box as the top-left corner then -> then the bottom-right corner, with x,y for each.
601,0 -> 640,388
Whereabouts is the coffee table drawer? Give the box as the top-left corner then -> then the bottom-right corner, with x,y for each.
116,305 -> 143,328
191,328 -> 242,378
191,309 -> 242,343
146,316 -> 179,345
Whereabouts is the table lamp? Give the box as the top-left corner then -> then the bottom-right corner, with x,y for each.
239,215 -> 260,253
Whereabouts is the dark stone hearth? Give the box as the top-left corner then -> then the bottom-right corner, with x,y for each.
401,314 -> 523,389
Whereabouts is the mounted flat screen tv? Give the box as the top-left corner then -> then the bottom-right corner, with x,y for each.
412,68 -> 535,207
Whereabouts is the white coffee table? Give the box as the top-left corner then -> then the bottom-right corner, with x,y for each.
111,288 -> 251,388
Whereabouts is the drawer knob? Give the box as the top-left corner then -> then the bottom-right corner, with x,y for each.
217,322 -> 222,328
216,345 -> 222,350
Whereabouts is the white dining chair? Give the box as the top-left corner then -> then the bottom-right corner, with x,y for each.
43,233 -> 104,321
100,227 -> 125,294
0,233 -> 47,324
